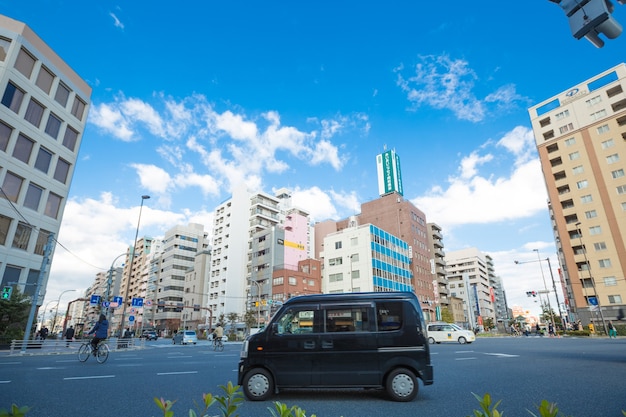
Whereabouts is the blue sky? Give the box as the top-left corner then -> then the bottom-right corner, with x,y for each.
5,1 -> 626,316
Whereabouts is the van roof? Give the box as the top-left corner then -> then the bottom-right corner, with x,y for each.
283,291 -> 419,305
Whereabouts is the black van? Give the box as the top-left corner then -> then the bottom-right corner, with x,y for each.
238,292 -> 433,402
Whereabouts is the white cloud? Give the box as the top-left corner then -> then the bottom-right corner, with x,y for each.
413,126 -> 547,227
109,12 -> 124,29
292,186 -> 339,222
395,54 -> 529,122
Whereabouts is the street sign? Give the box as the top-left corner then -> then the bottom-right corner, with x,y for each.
131,297 -> 144,307
128,315 -> 135,322
102,301 -> 111,308
113,296 -> 123,305
109,302 -> 119,308
90,295 -> 101,305
145,299 -> 152,307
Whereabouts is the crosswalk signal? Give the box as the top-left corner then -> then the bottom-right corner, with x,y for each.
1,286 -> 12,300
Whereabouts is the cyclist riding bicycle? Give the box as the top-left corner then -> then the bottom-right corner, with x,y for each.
213,324 -> 224,344
87,313 -> 109,354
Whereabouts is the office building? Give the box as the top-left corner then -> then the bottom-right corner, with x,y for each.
528,63 -> 626,324
0,15 -> 91,305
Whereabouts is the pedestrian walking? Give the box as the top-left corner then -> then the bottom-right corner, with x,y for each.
608,321 -> 617,338
64,325 -> 75,347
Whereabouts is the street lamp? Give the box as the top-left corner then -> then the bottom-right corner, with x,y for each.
41,299 -> 58,329
119,195 -> 150,335
575,222 -> 608,335
51,289 -> 76,336
534,249 -> 555,327
105,252 -> 129,320
248,279 -> 262,328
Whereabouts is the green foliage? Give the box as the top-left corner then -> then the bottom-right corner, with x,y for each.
0,404 -> 30,417
0,287 -> 31,340
226,312 -> 239,340
440,307 -> 454,323
468,392 -> 504,417
268,401 -> 316,417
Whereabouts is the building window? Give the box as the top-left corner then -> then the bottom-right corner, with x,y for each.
54,82 -> 70,107
45,113 -> 62,139
53,158 -> 70,184
0,37 -> 10,62
35,66 -> 55,94
24,99 -> 45,127
594,242 -> 607,251
608,295 -> 622,304
572,165 -> 584,175
0,214 -> 11,245
564,137 -> 576,146
585,95 -> 602,106
12,134 -> 34,164
585,210 -> 597,219
559,123 -> 574,134
597,124 -> 610,134
351,237 -> 358,246
568,151 -> 580,161
1,82 -> 25,113
62,126 -> 79,151
288,276 -> 297,285
612,169 -> 625,179
329,273 -> 343,282
606,154 -> 620,164
12,222 -> 32,250
598,259 -> 611,268
580,194 -> 593,204
601,138 -> 615,149
328,257 -> 343,266
335,241 -> 342,250
576,180 -> 588,189
555,110 -> 569,120
1,172 -> 23,202
14,47 -> 36,78
590,109 -> 607,120
34,147 -> 53,174
44,192 -> 62,219
71,96 -> 86,121
589,226 -> 601,235
23,183 -> 43,211
0,121 -> 12,152
603,276 -> 617,286
617,185 -> 626,195
272,277 -> 283,286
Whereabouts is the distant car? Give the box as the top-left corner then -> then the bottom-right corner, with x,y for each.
142,330 -> 158,341
427,322 -> 475,344
173,330 -> 197,345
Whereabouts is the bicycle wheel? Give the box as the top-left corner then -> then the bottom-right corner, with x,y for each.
78,343 -> 91,362
96,343 -> 109,364
217,341 -> 224,352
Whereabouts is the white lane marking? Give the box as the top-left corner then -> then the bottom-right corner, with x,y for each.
483,352 -> 519,358
64,375 -> 115,380
37,367 -> 65,370
456,350 -> 474,354
166,355 -> 193,359
0,362 -> 22,365
0,380 -> 10,383
456,357 -> 477,360
117,364 -> 143,367
157,371 -> 198,376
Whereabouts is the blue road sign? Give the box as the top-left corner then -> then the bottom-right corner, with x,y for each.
113,296 -> 123,305
588,297 -> 598,306
102,301 -> 110,308
131,297 -> 144,307
128,315 -> 135,322
90,295 -> 101,305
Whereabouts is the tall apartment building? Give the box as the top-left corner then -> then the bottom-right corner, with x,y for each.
445,248 -> 497,329
427,222 -> 448,320
529,63 -> 626,324
0,15 -> 91,305
146,223 -> 208,333
181,249 -> 211,331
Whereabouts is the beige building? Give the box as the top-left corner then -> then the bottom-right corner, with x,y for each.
529,63 -> 626,325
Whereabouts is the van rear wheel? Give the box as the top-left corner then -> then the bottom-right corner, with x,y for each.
428,337 -> 435,344
242,368 -> 274,401
458,336 -> 467,344
386,368 -> 417,402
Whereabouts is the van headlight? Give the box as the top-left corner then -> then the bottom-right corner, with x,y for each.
240,340 -> 249,358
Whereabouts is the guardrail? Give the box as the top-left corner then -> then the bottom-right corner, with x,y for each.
8,337 -> 144,355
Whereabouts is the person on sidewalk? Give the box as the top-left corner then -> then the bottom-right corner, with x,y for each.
608,321 -> 617,338
64,325 -> 75,347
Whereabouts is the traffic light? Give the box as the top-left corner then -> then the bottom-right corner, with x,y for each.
1,286 -> 12,300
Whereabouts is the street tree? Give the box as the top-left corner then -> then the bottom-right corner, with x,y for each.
0,287 -> 31,341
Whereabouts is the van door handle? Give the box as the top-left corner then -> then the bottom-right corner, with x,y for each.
321,340 -> 333,349
303,340 -> 316,349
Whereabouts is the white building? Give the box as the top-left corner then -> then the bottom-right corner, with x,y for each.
0,15 -> 91,305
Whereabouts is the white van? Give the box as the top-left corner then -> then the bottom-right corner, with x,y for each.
426,322 -> 475,344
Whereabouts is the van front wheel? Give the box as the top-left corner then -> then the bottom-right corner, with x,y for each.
242,368 -> 274,401
428,337 -> 435,344
386,368 -> 418,402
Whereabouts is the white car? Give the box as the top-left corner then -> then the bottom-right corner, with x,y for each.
172,330 -> 197,345
427,322 -> 475,344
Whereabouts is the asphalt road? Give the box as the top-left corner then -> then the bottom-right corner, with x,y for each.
1,336 -> 625,417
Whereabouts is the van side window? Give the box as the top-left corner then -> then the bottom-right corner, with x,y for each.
376,302 -> 403,331
324,306 -> 371,332
275,307 -> 317,334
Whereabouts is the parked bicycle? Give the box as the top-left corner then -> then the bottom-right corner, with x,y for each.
78,339 -> 110,363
